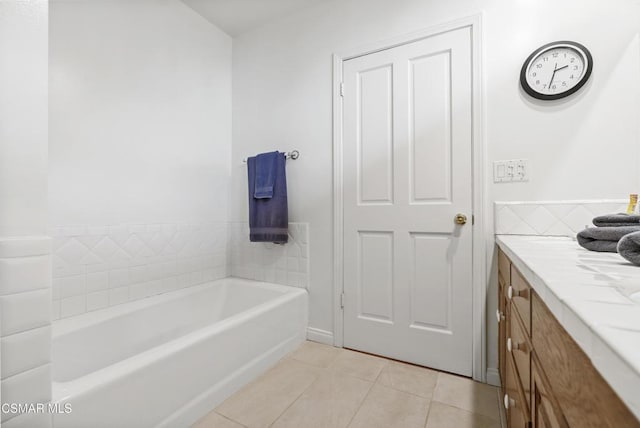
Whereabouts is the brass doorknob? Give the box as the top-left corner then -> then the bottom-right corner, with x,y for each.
454,213 -> 467,225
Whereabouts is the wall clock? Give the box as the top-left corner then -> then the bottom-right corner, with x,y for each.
520,41 -> 593,100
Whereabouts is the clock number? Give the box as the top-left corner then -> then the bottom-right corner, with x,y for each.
570,75 -> 574,79
570,58 -> 575,63
573,65 -> 578,70
536,80 -> 540,84
543,57 -> 549,62
532,72 -> 536,77
536,63 -> 542,68
552,52 -> 558,58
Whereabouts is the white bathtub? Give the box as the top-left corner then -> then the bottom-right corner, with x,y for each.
51,278 -> 308,428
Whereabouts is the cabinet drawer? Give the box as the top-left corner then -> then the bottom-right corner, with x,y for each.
509,265 -> 531,336
509,308 -> 531,409
498,248 -> 510,286
504,354 -> 530,428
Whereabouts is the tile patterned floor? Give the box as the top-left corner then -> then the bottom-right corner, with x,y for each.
193,341 -> 502,428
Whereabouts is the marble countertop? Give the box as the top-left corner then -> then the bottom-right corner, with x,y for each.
496,235 -> 640,419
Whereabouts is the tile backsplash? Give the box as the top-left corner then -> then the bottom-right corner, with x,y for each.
51,222 -> 228,319
228,222 -> 309,288
495,200 -> 628,236
51,221 -> 309,320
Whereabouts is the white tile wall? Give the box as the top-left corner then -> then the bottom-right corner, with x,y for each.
228,222 -> 309,288
495,200 -> 628,236
0,237 -> 52,425
50,223 -> 228,320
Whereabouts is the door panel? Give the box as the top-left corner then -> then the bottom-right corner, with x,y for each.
358,64 -> 394,204
342,26 -> 473,375
358,231 -> 394,322
409,50 -> 452,204
409,233 -> 451,331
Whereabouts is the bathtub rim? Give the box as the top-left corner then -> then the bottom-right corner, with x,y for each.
53,277 -> 297,336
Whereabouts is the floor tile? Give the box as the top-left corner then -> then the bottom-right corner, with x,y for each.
426,401 -> 500,428
432,372 -> 500,421
192,411 -> 245,428
288,340 -> 342,368
216,358 -> 321,428
348,384 -> 430,428
272,370 -> 373,428
329,349 -> 388,381
376,360 -> 439,398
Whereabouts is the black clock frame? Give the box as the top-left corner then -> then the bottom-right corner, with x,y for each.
520,40 -> 593,101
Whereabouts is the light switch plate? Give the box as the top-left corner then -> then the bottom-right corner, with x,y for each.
493,159 -> 529,183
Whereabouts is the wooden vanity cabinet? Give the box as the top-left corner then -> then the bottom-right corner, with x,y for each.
497,248 -> 640,428
497,250 -> 509,386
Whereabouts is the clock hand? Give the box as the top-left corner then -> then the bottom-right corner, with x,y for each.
548,62 -> 558,88
555,65 -> 569,72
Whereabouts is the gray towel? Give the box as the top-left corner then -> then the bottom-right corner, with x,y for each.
577,226 -> 640,252
593,213 -> 640,227
617,232 -> 640,265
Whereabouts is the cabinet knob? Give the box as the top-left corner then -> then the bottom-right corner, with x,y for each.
504,393 -> 516,410
507,337 -> 512,352
495,309 -> 501,323
508,286 -> 513,300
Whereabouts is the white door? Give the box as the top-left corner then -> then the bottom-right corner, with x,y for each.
342,26 -> 473,376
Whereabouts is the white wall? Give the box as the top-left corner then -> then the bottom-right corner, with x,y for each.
0,0 -> 49,238
49,0 -> 232,226
230,0 -> 640,377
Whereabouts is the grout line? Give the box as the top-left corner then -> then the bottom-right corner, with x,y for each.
214,411 -> 248,428
423,396 -> 433,428
429,399 -> 502,423
345,378 -> 376,428
267,366 -> 322,427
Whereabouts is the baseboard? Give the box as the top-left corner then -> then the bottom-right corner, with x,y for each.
486,367 -> 501,387
306,327 -> 334,345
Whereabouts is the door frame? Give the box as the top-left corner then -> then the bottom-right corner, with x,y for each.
332,14 -> 487,382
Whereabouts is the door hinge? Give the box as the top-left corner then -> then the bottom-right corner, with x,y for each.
340,82 -> 344,97
340,292 -> 345,309
472,214 -> 475,225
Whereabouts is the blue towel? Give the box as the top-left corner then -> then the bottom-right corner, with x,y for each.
247,152 -> 288,243
254,151 -> 279,199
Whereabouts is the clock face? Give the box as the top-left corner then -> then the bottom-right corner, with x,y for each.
520,41 -> 593,100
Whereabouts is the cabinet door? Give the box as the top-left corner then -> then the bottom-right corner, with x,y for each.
509,309 -> 531,408
498,249 -> 510,388
498,273 -> 507,385
510,265 -> 531,335
531,356 -> 568,428
505,355 -> 530,428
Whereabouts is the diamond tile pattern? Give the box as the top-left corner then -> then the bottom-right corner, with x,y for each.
495,200 -> 628,236
51,223 -> 228,320
228,222 -> 309,288
51,222 -> 310,320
